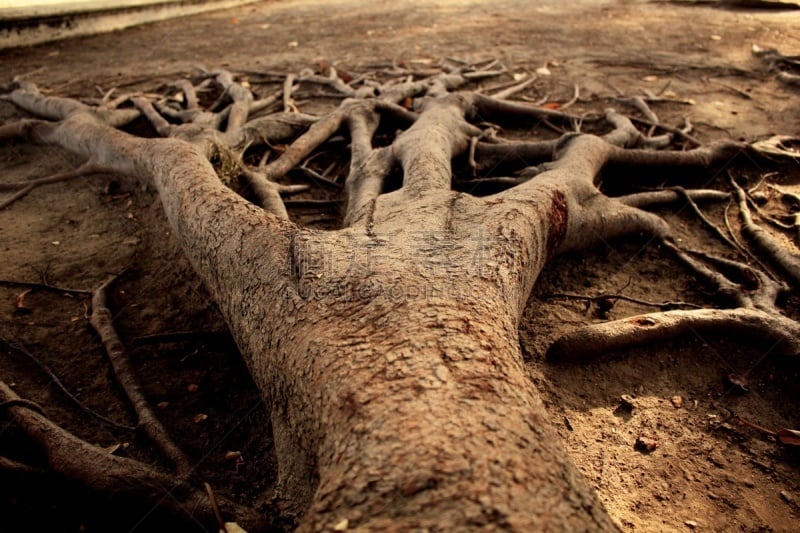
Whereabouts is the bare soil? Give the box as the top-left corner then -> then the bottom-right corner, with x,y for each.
1,0 -> 799,531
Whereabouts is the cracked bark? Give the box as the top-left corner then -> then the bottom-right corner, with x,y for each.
2,63 -> 798,531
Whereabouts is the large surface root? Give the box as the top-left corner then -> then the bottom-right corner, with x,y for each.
0,380 -> 267,531
2,57 -> 799,530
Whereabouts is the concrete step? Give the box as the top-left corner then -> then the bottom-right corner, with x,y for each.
0,0 -> 259,50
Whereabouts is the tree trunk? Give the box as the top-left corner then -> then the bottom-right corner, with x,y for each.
30,116 -> 617,528
5,80 -> 674,532
149,151 -> 616,529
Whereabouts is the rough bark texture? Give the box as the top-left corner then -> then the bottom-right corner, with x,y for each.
2,59 -> 798,531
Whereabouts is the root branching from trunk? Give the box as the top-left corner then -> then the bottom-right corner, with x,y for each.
1,58 -> 798,531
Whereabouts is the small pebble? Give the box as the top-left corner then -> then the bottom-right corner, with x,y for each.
620,395 -> 636,410
635,435 -> 658,453
224,450 -> 242,462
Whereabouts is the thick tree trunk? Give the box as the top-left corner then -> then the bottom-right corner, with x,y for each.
35,116 -> 616,529
5,60 -> 799,531
283,294 -> 612,531
150,158 -> 616,529
5,82 -> 663,532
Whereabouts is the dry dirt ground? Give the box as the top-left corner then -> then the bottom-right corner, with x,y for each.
1,0 -> 799,531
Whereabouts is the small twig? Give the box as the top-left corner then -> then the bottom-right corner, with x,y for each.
468,136 -> 480,177
618,95 -> 659,125
520,93 -> 550,106
295,164 -> 343,190
733,416 -> 777,437
559,84 -> 581,110
708,79 -> 753,100
131,330 -> 228,347
283,74 -> 298,113
545,292 -> 701,310
0,278 -> 91,295
0,337 -> 134,431
0,162 -> 106,210
204,482 -> 227,532
672,187 -> 741,251
628,116 -> 701,146
747,172 -> 776,196
491,75 -> 538,100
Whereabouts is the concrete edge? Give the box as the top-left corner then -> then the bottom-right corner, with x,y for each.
0,0 -> 261,50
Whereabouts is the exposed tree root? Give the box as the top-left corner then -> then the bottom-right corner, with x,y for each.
0,278 -> 92,295
730,177 -> 800,287
616,188 -> 730,208
0,455 -> 46,477
2,57 -> 799,531
545,291 -> 702,312
547,307 -> 800,362
89,275 -> 192,477
0,337 -> 135,431
0,163 -> 107,210
0,380 -> 266,531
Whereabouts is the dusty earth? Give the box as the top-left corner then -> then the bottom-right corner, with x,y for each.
1,0 -> 799,531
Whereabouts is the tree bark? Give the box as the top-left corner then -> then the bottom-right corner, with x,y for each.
14,76 -> 757,531
5,107 -> 623,530
136,125 -> 616,527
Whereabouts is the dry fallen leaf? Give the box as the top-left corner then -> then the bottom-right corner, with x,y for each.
193,413 -> 208,423
670,396 -> 683,409
726,373 -> 750,393
157,401 -> 169,409
104,443 -> 121,455
777,429 -> 800,447
187,383 -> 199,392
15,289 -> 32,314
